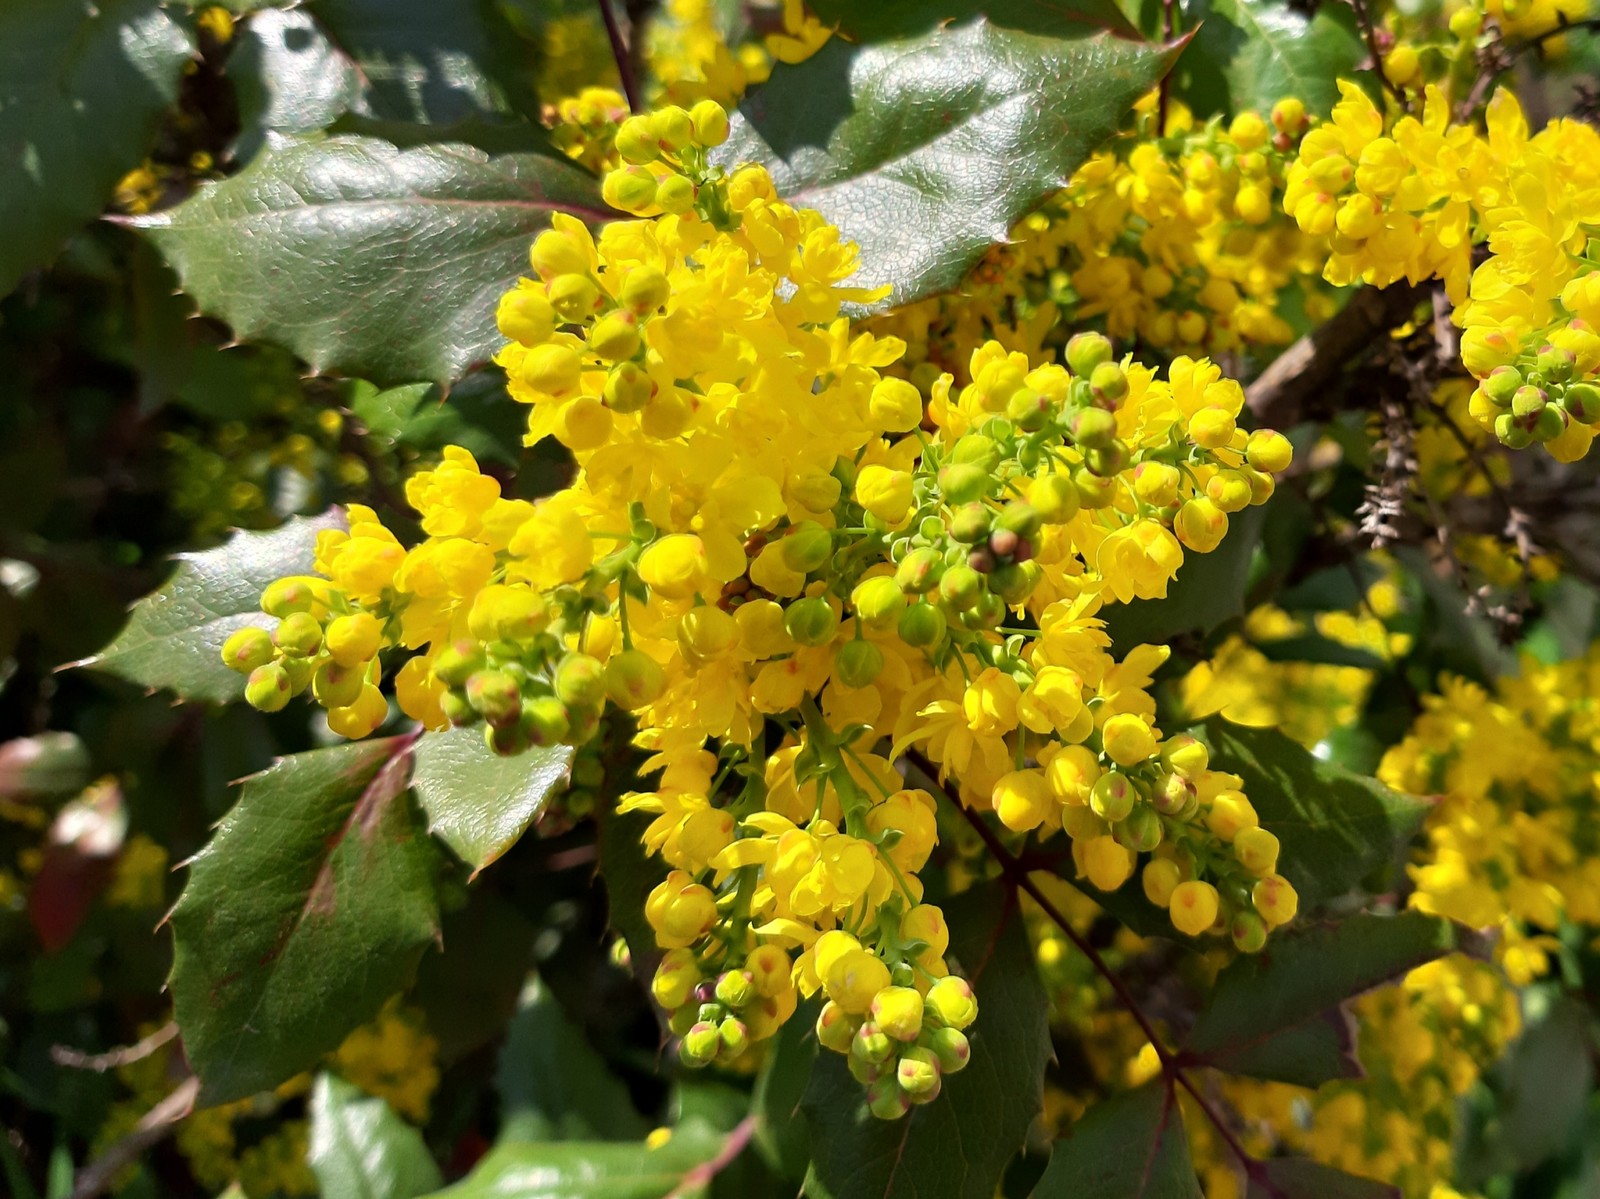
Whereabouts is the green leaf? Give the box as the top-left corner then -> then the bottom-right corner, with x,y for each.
77,510 -> 345,703
169,737 -> 441,1105
596,794 -> 670,969
1194,718 -> 1430,911
1102,503 -> 1265,651
0,733 -> 92,801
1183,911 -> 1482,1088
1033,1082 -> 1202,1198
1174,0 -> 1366,119
308,1073 -> 444,1199
411,725 -> 572,875
231,8 -> 363,158
806,0 -> 1139,41
348,375 -> 526,467
718,20 -> 1181,311
751,998 -> 819,1180
1245,1159 -> 1399,1199
496,977 -> 648,1142
132,136 -> 610,388
0,0 -> 194,296
422,1121 -> 735,1199
801,882 -> 1050,1199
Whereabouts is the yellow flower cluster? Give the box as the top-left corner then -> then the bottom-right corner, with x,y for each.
1381,651 -> 1600,984
236,97 -> 1301,1112
1286,81 -> 1600,458
877,94 -> 1333,372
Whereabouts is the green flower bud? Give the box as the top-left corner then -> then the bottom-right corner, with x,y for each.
1070,407 -> 1117,449
523,695 -> 571,746
588,310 -> 641,360
1564,382 -> 1600,424
486,719 -> 535,757
603,362 -> 654,413
1537,343 -> 1577,383
1089,361 -> 1129,403
1005,387 -> 1050,431
817,1000 -> 858,1054
924,976 -> 977,1029
655,174 -> 696,215
949,503 -> 991,544
1151,771 -> 1195,814
1066,332 -> 1114,377
467,670 -> 523,728
867,1074 -> 912,1120
221,626 -> 275,674
555,654 -> 607,709
852,575 -> 908,631
245,662 -> 292,712
996,502 -> 1041,539
852,1021 -> 895,1065
963,591 -> 1006,629
1090,770 -> 1134,822
785,596 -> 840,647
718,1016 -> 750,1058
1086,440 -> 1131,477
1230,909 -> 1268,953
950,434 -> 1000,470
1075,469 -> 1118,509
601,165 -> 658,214
938,462 -> 990,505
938,563 -> 983,611
870,986 -> 925,1042
987,561 -> 1037,605
273,611 -> 323,658
898,602 -> 946,649
441,690 -> 477,727
261,577 -> 318,617
782,521 -> 834,572
928,1026 -> 971,1074
615,115 -> 659,164
1511,384 -> 1548,417
1495,412 -> 1534,449
312,660 -> 365,709
836,639 -> 885,688
1482,364 -> 1522,406
680,1021 -> 721,1066
895,546 -> 944,594
652,105 -> 694,150
849,1052 -> 887,1085
896,1046 -> 941,1096
1533,403 -> 1568,442
1113,804 -> 1164,853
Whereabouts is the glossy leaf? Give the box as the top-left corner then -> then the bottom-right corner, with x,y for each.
411,725 -> 572,875
1184,911 -> 1482,1088
348,375 -> 526,467
1195,717 -> 1430,910
1176,0 -> 1366,118
132,136 -> 610,388
78,510 -> 345,704
231,8 -> 363,157
169,737 -> 441,1105
752,999 -> 819,1180
0,0 -> 193,296
1033,1082 -> 1202,1198
308,1073 -> 443,1199
1245,1159 -> 1400,1199
806,0 -> 1139,40
802,883 -> 1050,1199
718,20 -> 1181,310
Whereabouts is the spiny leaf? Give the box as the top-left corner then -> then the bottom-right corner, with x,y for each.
1245,1159 -> 1400,1199
308,1074 -> 443,1199
717,19 -> 1182,311
806,0 -> 1139,41
1175,0 -> 1367,118
1033,1082 -> 1202,1198
132,136 -> 610,388
78,510 -> 345,704
169,736 -> 440,1105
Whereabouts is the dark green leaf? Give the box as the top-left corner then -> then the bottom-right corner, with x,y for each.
0,733 -> 92,801
1102,502 -> 1265,651
496,977 -> 648,1142
1033,1082 -> 1201,1198
169,737 -> 440,1105
807,0 -> 1138,41
801,883 -> 1050,1199
1174,0 -> 1366,119
1184,911 -> 1482,1088
78,510 -> 345,703
132,136 -> 609,388
718,20 -> 1180,310
1195,717 -> 1430,911
348,374 -> 526,467
422,1121 -> 733,1199
411,725 -> 572,875
308,1073 -> 444,1199
0,0 -> 194,296
411,892 -> 536,1064
751,998 -> 819,1180
597,794 -> 670,969
231,9 -> 363,159
1245,1159 -> 1399,1199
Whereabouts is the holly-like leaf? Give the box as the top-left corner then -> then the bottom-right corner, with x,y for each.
411,725 -> 572,875
230,8 -> 364,158
348,374 -> 526,467
495,977 -> 648,1142
801,883 -> 1050,1199
0,0 -> 194,296
1194,718 -> 1430,911
169,737 -> 441,1105
132,136 -> 611,388
77,510 -> 345,704
806,0 -> 1139,41
1033,1082 -> 1202,1198
1175,0 -> 1367,118
752,999 -> 819,1181
1245,1159 -> 1400,1199
717,20 -> 1182,311
421,1120 -> 735,1199
1183,911 -> 1483,1088
308,1073 -> 444,1199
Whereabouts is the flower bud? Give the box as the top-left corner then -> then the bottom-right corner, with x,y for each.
273,612 -> 323,658
615,115 -> 659,164
602,649 -> 664,709
653,948 -> 700,1009
1114,804 -> 1163,853
1252,874 -> 1299,926
1069,406 -> 1116,449
548,273 -> 600,322
1482,365 -> 1522,406
689,99 -> 730,146
782,521 -> 834,572
1233,826 -> 1280,876
245,662 -> 292,712
313,660 -> 365,709
869,377 -> 925,433
656,174 -> 697,215
1245,430 -> 1293,474
222,626 -> 275,674
1089,362 -> 1128,403
1231,910 -> 1269,953
1066,332 -> 1114,377
938,564 -> 983,611
851,1020 -> 895,1064
897,1046 -> 941,1096
1028,473 -> 1080,524
1537,343 -> 1577,383
1142,857 -> 1183,907
1175,497 -> 1228,552
602,165 -> 658,214
680,1021 -> 721,1066
555,653 -> 607,709
1512,385 -> 1548,418
928,1026 -> 971,1074
433,640 -> 485,687
1189,407 -> 1236,449
856,465 -> 914,524
948,502 -> 991,545
653,105 -> 694,150
924,976 -> 977,1030
852,575 -> 908,632
715,970 -> 755,1010
1170,880 -> 1221,936
897,602 -> 946,649
938,462 -> 991,506
1133,461 -> 1180,507
1080,834 -> 1135,891
1533,404 -> 1569,442
1562,381 -> 1600,424
520,342 -> 582,395
467,670 -> 523,728
1090,770 -> 1135,821
588,310 -> 641,361
870,986 -> 925,1042
785,596 -> 840,647
867,1074 -> 912,1120
836,638 -> 885,688
895,546 -> 944,594
817,1001 -> 857,1053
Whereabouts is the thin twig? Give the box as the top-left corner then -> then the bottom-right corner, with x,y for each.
665,1115 -> 759,1198
597,0 -> 643,114
1458,16 -> 1600,119
1157,0 -> 1177,132
70,1076 -> 199,1199
1348,0 -> 1409,111
51,1023 -> 177,1073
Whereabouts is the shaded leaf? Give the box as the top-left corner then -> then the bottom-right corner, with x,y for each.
411,891 -> 535,1065
1195,718 -> 1430,911
718,20 -> 1181,310
1175,0 -> 1366,118
496,977 -> 648,1142
169,737 -> 440,1105
1033,1082 -> 1201,1198
801,883 -> 1050,1199
0,733 -> 91,801
1246,1159 -> 1399,1199
752,998 -> 819,1180
348,374 -> 525,467
0,0 -> 194,296
309,1073 -> 444,1199
1184,911 -> 1482,1088
132,136 -> 610,388
411,725 -> 572,875
78,510 -> 345,703
807,0 -> 1139,40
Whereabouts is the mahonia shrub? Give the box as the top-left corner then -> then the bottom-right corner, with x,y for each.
8,0 -> 1600,1197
